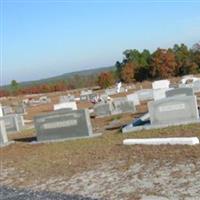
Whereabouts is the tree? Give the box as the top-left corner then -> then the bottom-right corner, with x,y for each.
10,80 -> 20,95
172,43 -> 191,75
121,62 -> 135,83
191,42 -> 200,69
149,49 -> 177,78
97,72 -> 115,88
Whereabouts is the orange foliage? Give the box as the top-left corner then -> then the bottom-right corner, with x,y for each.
98,72 -> 115,88
150,49 -> 177,78
121,62 -> 135,83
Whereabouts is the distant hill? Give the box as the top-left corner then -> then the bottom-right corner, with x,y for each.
4,66 -> 115,88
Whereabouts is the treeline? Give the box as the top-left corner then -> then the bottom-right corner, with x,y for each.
1,42 -> 200,96
97,42 -> 200,88
118,43 -> 200,81
0,74 -> 98,97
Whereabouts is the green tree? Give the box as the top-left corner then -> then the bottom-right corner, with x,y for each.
10,80 -> 20,95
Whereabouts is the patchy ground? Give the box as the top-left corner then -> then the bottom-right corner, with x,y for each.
1,124 -> 200,199
1,77 -> 200,199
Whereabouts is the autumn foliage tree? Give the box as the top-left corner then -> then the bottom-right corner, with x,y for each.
97,72 -> 115,88
121,62 -> 135,83
149,49 -> 177,78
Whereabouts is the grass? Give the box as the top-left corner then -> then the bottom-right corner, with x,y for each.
2,123 -> 200,186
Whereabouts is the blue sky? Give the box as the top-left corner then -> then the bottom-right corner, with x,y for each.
1,0 -> 200,85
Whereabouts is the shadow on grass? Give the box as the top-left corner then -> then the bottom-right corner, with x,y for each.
14,136 -> 37,143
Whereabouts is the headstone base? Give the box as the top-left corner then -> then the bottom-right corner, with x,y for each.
122,119 -> 200,133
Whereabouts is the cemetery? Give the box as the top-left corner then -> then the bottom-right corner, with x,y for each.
1,76 -> 200,200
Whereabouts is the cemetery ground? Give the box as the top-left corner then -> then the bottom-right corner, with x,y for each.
1,123 -> 200,199
1,77 -> 200,199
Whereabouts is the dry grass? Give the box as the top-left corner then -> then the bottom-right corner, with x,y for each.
2,123 -> 200,187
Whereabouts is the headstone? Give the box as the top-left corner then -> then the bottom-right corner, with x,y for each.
110,97 -> 136,115
1,114 -> 24,133
94,103 -> 111,117
152,79 -> 170,89
0,119 -> 8,146
127,93 -> 140,106
0,104 -> 3,117
136,89 -> 153,101
153,88 -> 171,101
193,80 -> 200,93
148,96 -> 199,125
54,101 -> 77,111
166,88 -> 194,98
15,105 -> 26,114
80,90 -> 92,96
34,109 -> 93,142
99,94 -> 109,103
181,75 -> 199,84
179,80 -> 200,94
105,88 -> 117,96
2,106 -> 13,116
80,91 -> 97,101
59,95 -> 75,103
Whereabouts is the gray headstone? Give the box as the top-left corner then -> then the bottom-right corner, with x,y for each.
59,95 -> 75,103
80,93 -> 97,101
127,93 -> 140,106
136,89 -> 153,101
15,105 -> 26,114
110,98 -> 136,115
166,88 -> 194,98
34,109 -> 93,142
193,80 -> 200,93
94,103 -> 111,117
2,106 -> 13,116
148,96 -> 199,125
0,119 -> 8,146
1,114 -> 24,133
94,98 -> 136,117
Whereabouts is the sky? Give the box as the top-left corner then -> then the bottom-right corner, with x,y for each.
1,0 -> 200,85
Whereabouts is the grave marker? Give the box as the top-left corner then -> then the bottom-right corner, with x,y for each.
94,103 -> 111,117
136,89 -> 153,101
166,88 -> 194,98
0,119 -> 8,146
127,93 -> 140,106
1,114 -> 24,133
54,102 -> 77,111
110,97 -> 136,115
152,79 -> 170,89
148,96 -> 199,125
34,109 -> 93,142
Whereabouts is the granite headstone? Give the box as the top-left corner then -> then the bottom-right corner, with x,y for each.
34,109 -> 93,142
148,96 -> 199,125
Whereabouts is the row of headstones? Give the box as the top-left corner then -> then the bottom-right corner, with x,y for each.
0,103 -> 26,147
31,78 -> 200,142
94,97 -> 136,117
1,107 -> 94,145
23,96 -> 51,106
1,104 -> 26,116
